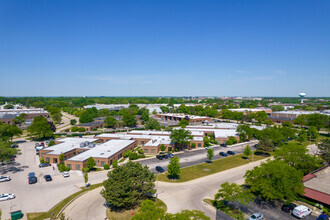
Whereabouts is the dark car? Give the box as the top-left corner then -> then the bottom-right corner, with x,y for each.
28,172 -> 35,178
219,152 -> 228,157
155,166 -> 165,173
281,203 -> 297,213
168,153 -> 174,158
156,155 -> 164,160
44,175 -> 52,182
28,176 -> 37,184
220,144 -> 227,147
227,151 -> 235,155
11,144 -> 18,148
39,163 -> 51,168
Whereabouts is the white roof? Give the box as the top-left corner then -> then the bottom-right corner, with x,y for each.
45,138 -> 98,155
128,130 -> 171,135
67,139 -> 136,161
157,113 -> 210,119
228,108 -> 270,112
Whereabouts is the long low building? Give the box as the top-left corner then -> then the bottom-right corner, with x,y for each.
156,113 -> 211,123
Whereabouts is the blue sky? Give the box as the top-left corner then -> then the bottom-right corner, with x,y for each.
0,0 -> 329,97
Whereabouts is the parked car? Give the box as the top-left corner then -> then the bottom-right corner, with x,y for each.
155,166 -> 165,173
0,176 -> 11,182
168,153 -> 174,158
35,146 -> 44,150
205,146 -> 212,150
281,203 -> 297,213
36,151 -> 39,155
0,193 -> 15,201
220,144 -> 227,147
227,151 -> 236,155
10,144 -> 18,148
248,213 -> 264,220
156,155 -> 164,160
28,172 -> 37,184
44,175 -> 52,181
39,163 -> 51,168
317,213 -> 329,220
292,205 -> 312,219
62,172 -> 70,177
40,142 -> 45,146
28,172 -> 35,178
35,143 -> 39,146
159,152 -> 169,159
219,152 -> 228,157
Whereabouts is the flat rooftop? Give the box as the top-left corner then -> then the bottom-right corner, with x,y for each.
304,166 -> 330,195
228,108 -> 271,112
67,139 -> 136,161
45,138 -> 99,155
157,113 -> 210,119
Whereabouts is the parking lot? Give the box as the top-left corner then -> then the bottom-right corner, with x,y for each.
138,140 -> 258,173
0,140 -> 108,219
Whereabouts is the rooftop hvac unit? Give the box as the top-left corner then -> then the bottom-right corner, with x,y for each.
80,143 -> 85,148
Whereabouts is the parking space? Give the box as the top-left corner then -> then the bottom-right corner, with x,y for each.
238,199 -> 315,220
138,141 -> 258,173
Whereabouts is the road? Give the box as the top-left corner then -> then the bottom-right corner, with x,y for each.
56,112 -> 79,132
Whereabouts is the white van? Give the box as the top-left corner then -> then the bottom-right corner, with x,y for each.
292,205 -> 312,218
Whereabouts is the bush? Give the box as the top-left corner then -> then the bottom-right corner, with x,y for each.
40,158 -> 45,164
129,152 -> 139,160
104,164 -> 110,170
71,126 -> 79,132
191,143 -> 196,148
82,167 -> 90,173
57,163 -> 70,172
112,160 -> 118,168
138,149 -> 144,154
48,139 -> 55,146
78,127 -> 86,132
138,154 -> 145,159
123,150 -> 131,158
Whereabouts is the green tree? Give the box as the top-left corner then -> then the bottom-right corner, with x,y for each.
59,154 -> 64,163
79,107 -> 98,123
160,106 -> 170,113
104,116 -> 117,128
274,142 -> 322,175
244,160 -> 304,202
4,104 -> 14,109
160,144 -> 166,152
294,115 -> 307,127
165,210 -> 210,219
0,140 -> 19,162
132,199 -> 165,220
152,110 -> 157,115
215,182 -> 255,206
48,140 -> 55,146
271,105 -> 284,111
112,160 -> 118,168
168,156 -> 181,179
70,119 -> 77,125
84,172 -> 89,185
257,135 -> 274,153
13,113 -> 27,124
307,126 -> 319,140
98,109 -> 110,117
0,122 -> 22,141
27,116 -> 54,139
145,118 -> 161,130
178,119 -> 189,128
317,138 -> 330,164
52,113 -> 62,124
243,145 -> 252,159
86,157 -> 96,170
297,129 -> 307,143
122,113 -> 137,127
170,129 -> 193,151
207,148 -> 214,162
101,161 -> 155,210
140,111 -> 150,122
282,121 -> 293,128
203,136 -> 211,147
226,136 -> 237,145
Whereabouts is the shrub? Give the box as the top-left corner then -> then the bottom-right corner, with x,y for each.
104,164 -> 110,170
191,143 -> 196,148
112,160 -> 118,168
78,127 -> 86,132
71,126 -> 79,132
48,139 -> 55,146
129,152 -> 139,160
123,150 -> 131,158
138,154 -> 145,159
138,149 -> 144,154
40,158 -> 45,164
57,163 -> 70,172
82,167 -> 90,173
65,166 -> 70,171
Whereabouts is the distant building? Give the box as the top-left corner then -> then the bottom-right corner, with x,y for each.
269,110 -> 330,123
228,108 -> 272,115
0,109 -> 50,128
156,113 -> 211,123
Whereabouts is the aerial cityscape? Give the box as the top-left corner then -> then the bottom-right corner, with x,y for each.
0,1 -> 329,220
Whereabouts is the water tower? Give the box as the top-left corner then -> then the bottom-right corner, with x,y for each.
299,93 -> 306,104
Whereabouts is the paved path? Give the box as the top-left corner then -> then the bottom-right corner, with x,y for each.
63,187 -> 107,220
157,158 -> 268,219
62,158 -> 268,220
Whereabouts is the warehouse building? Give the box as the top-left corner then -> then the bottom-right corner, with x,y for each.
156,113 -> 211,123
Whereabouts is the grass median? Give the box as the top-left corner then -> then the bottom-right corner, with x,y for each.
158,153 -> 270,183
26,183 -> 103,220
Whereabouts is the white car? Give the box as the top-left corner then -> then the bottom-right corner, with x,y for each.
62,172 -> 70,177
0,193 -> 15,201
0,176 -> 11,182
248,213 -> 264,220
292,205 -> 312,219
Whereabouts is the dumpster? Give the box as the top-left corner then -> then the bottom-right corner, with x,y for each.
10,210 -> 23,220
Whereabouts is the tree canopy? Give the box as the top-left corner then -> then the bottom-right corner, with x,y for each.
104,116 -> 118,128
170,129 -> 193,151
86,157 -> 96,170
317,138 -> 330,164
244,160 -> 304,202
168,156 -> 181,179
27,116 -> 54,139
145,118 -> 161,130
101,161 -> 155,210
122,113 -> 137,127
215,182 -> 254,206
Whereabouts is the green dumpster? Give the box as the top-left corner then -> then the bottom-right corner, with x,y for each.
10,210 -> 23,220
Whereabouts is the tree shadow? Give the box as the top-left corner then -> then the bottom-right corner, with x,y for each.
166,174 -> 180,181
0,162 -> 29,175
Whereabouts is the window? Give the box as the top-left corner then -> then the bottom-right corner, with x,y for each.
110,160 -> 112,165
45,157 -> 50,162
101,161 -> 105,167
223,140 -> 226,144
151,149 -> 156,154
144,149 -> 148,153
198,143 -> 201,148
76,165 -> 80,170
67,164 -> 71,169
141,141 -> 145,145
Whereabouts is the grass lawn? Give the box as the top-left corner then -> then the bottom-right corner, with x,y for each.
26,183 -> 103,220
158,153 -> 269,183
106,199 -> 167,220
